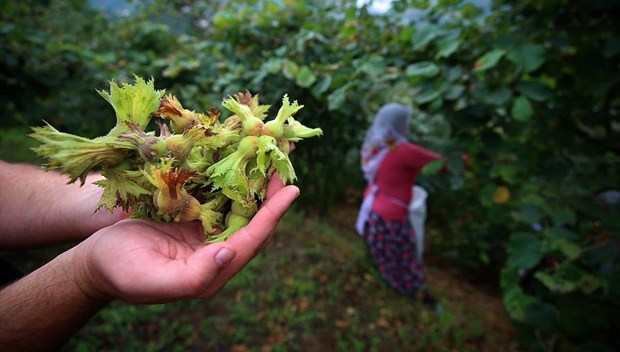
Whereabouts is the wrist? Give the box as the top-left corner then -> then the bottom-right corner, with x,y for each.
60,243 -> 113,305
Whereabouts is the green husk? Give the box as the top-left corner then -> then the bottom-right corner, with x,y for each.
29,75 -> 323,242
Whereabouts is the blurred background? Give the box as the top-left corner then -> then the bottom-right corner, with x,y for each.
1,0 -> 618,351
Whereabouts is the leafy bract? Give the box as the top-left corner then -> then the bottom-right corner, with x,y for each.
98,75 -> 165,136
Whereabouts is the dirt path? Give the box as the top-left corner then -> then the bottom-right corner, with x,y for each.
326,203 -> 519,350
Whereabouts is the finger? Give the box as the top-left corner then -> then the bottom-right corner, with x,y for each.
182,244 -> 237,297
135,244 -> 236,303
201,185 -> 299,295
239,184 -> 299,246
265,171 -> 285,200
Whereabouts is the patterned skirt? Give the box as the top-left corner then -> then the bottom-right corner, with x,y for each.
363,210 -> 427,297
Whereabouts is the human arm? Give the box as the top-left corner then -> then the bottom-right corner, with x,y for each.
0,160 -> 127,249
0,174 -> 299,351
401,144 -> 472,174
401,143 -> 442,171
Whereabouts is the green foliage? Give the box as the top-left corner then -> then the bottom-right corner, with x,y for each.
0,127 -> 40,163
2,0 -> 619,350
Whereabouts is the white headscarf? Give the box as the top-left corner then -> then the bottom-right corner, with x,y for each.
361,103 -> 413,182
356,103 -> 413,235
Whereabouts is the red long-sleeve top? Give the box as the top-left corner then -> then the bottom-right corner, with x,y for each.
364,143 -> 440,221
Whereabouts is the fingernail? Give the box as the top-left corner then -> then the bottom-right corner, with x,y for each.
215,247 -> 234,267
292,185 -> 300,198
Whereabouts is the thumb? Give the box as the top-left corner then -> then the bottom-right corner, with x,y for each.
184,244 -> 237,295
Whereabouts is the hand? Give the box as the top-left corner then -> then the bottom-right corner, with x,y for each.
70,175 -> 299,304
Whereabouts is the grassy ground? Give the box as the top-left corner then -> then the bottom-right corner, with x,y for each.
3,207 -> 519,352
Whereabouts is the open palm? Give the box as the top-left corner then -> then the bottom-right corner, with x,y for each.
75,177 -> 300,304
